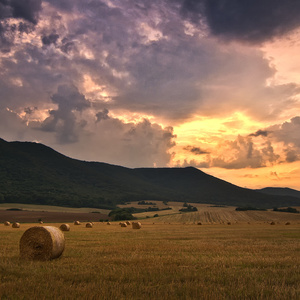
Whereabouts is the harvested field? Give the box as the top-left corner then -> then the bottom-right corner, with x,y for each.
0,222 -> 299,299
128,201 -> 300,224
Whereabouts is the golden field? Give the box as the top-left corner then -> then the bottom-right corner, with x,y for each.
1,218 -> 300,300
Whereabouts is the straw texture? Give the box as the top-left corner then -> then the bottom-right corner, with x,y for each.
132,222 -> 142,229
20,226 -> 65,260
59,224 -> 70,231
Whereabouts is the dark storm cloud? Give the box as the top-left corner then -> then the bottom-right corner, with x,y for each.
184,145 -> 209,155
0,0 -> 42,51
249,130 -> 269,137
0,0 -> 42,24
10,0 -> 42,24
41,33 -> 59,45
96,109 -> 110,122
179,0 -> 300,43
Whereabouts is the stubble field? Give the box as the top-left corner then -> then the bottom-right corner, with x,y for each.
1,221 -> 299,300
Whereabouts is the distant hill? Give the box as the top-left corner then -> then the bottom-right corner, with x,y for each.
1,138 -> 300,209
256,187 -> 300,199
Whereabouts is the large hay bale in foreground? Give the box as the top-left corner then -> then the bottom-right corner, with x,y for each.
4,221 -> 10,226
74,221 -> 81,225
86,222 -> 93,228
20,226 -> 65,261
132,222 -> 142,229
59,224 -> 70,231
12,222 -> 20,228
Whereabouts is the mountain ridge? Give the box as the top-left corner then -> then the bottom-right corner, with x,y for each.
1,138 -> 299,209
256,187 -> 300,199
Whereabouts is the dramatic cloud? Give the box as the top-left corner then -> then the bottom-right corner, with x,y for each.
0,0 -> 42,24
47,116 -> 177,168
38,85 -> 90,144
179,0 -> 300,44
0,0 -> 42,52
1,0 -> 300,188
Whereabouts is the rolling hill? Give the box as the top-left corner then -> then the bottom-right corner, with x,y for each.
1,138 -> 300,209
257,187 -> 300,199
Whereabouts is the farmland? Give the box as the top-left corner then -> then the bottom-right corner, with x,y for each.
121,201 -> 300,224
1,218 -> 300,299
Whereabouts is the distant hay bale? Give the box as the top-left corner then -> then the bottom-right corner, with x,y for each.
20,226 -> 65,261
59,224 -> 70,231
120,222 -> 127,227
107,222 -> 111,225
126,221 -> 131,225
132,222 -> 142,229
86,222 -> 93,228
197,222 -> 202,225
12,222 -> 20,228
270,221 -> 275,225
285,222 -> 291,225
39,221 -> 43,224
74,221 -> 81,225
4,221 -> 10,226
227,222 -> 231,225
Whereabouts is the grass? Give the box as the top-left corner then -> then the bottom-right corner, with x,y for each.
1,222 -> 300,299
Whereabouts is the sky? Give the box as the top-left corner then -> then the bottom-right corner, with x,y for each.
1,0 -> 300,190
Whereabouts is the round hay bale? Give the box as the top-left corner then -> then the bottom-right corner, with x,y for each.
74,221 -> 81,225
285,222 -> 291,225
12,222 -> 20,228
4,221 -> 10,226
86,222 -> 93,228
20,226 -> 65,261
59,224 -> 70,231
227,222 -> 231,225
39,221 -> 43,224
126,221 -> 131,225
197,222 -> 202,225
270,221 -> 275,225
132,222 -> 142,229
121,222 -> 127,227
107,222 -> 111,225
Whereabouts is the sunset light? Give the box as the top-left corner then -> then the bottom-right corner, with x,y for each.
1,0 -> 300,190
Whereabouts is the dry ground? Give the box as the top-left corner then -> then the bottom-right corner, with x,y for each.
1,201 -> 300,225
1,221 -> 299,299
123,201 -> 300,224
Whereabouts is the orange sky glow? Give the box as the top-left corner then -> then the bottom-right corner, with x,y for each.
1,1 -> 300,191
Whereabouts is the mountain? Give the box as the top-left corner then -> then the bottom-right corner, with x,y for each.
257,187 -> 300,199
1,138 -> 300,209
